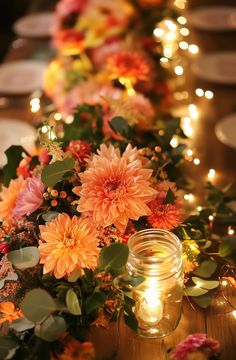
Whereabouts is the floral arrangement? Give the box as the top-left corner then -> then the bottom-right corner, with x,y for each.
0,0 -> 236,359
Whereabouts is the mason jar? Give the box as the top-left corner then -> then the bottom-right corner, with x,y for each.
127,229 -> 183,338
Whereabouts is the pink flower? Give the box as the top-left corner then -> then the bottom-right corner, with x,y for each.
170,333 -> 220,360
147,181 -> 184,231
66,140 -> 91,165
76,144 -> 157,233
13,177 -> 45,218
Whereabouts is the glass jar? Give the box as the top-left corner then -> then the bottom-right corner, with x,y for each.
127,229 -> 183,338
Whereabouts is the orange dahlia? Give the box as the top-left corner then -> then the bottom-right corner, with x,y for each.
107,52 -> 150,84
39,213 -> 100,279
52,339 -> 95,360
0,301 -> 23,325
76,144 -> 157,233
0,177 -> 24,222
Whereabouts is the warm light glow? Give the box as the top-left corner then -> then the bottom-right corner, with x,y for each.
174,65 -> 184,76
170,136 -> 179,148
127,88 -> 136,96
153,28 -> 164,37
187,149 -> 193,157
208,168 -> 216,180
221,280 -> 228,287
54,113 -> 62,121
180,28 -> 189,36
179,41 -> 188,50
208,215 -> 214,221
193,158 -> 200,165
188,104 -> 199,120
205,90 -> 214,99
188,44 -> 199,54
160,57 -> 168,63
232,310 -> 236,319
181,116 -> 193,137
184,193 -> 194,202
41,125 -> 50,134
30,97 -> 40,113
164,20 -> 177,32
163,47 -> 173,58
174,0 -> 186,9
228,226 -> 235,236
196,282 -> 201,288
197,206 -> 202,212
177,16 -> 187,25
195,88 -> 204,97
174,91 -> 189,101
65,115 -> 74,124
138,287 -> 163,324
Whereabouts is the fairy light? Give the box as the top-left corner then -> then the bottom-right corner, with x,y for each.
164,20 -> 177,32
197,206 -> 202,212
228,226 -> 235,236
205,90 -> 214,99
184,193 -> 194,202
181,116 -> 193,137
177,16 -> 187,25
30,97 -> 40,113
180,28 -> 189,37
164,47 -> 173,58
174,91 -> 189,101
232,310 -> 236,319
208,215 -> 214,221
174,0 -> 186,9
193,158 -> 200,165
187,149 -> 193,157
188,104 -> 199,120
221,280 -> 228,287
195,88 -> 204,97
160,57 -> 168,63
65,115 -> 74,124
41,125 -> 50,134
153,28 -> 164,37
179,41 -> 188,50
170,136 -> 179,148
174,65 -> 184,76
188,44 -> 199,54
54,112 -> 62,121
208,168 -> 216,180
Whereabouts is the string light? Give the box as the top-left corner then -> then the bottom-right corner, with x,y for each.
180,28 -> 189,37
174,0 -> 187,9
188,104 -> 199,120
195,88 -> 204,97
177,16 -> 187,25
228,226 -> 235,236
174,65 -> 184,76
153,28 -> 164,37
30,97 -> 40,113
170,136 -> 179,148
197,206 -> 202,212
221,280 -> 228,287
179,41 -> 188,50
208,168 -> 216,180
186,149 -> 193,157
54,112 -> 62,121
184,193 -> 194,202
181,116 -> 193,137
208,215 -> 214,221
65,115 -> 74,124
188,44 -> 199,54
205,90 -> 214,99
41,125 -> 50,134
193,158 -> 200,165
160,57 -> 168,63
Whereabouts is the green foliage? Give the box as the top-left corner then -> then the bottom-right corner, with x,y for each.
42,211 -> 59,222
193,260 -> 217,278
85,291 -> 107,314
7,247 -> 39,270
66,288 -> 82,315
10,317 -> 35,332
0,335 -> 19,359
0,273 -> 18,289
123,295 -> 138,332
218,236 -> 236,261
109,116 -> 133,139
21,289 -> 57,322
192,277 -> 219,290
185,286 -> 208,297
98,243 -> 129,275
3,145 -> 28,186
41,157 -> 75,187
163,188 -> 175,205
192,293 -> 212,309
35,315 -> 67,342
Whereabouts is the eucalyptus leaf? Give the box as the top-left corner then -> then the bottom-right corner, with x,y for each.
185,286 -> 208,297
0,273 -> 18,289
10,317 -> 35,332
21,289 -> 57,322
0,336 -> 18,359
34,315 -> 67,342
193,260 -> 217,278
7,247 -> 39,270
99,243 -> 129,272
66,289 -> 81,315
109,116 -> 130,138
218,237 -> 236,258
192,293 -> 212,308
42,211 -> 59,222
192,277 -> 219,290
41,157 -> 75,187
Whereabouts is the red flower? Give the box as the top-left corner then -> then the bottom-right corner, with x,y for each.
0,242 -> 9,254
66,140 -> 91,165
16,156 -> 32,178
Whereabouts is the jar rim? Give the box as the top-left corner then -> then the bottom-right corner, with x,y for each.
128,228 -> 182,263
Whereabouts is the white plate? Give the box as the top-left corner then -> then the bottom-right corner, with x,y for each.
0,118 -> 36,168
192,52 -> 236,84
0,60 -> 47,95
215,113 -> 236,149
13,12 -> 55,38
187,6 -> 236,32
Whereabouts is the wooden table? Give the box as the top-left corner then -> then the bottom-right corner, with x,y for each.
0,0 -> 235,359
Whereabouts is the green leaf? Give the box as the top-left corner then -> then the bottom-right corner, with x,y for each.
163,188 -> 175,205
42,211 -> 59,222
35,315 -> 67,342
0,336 -> 18,359
0,273 -> 18,289
41,157 -> 75,187
10,317 -> 35,332
192,277 -> 219,290
85,291 -> 106,314
193,260 -> 217,278
123,313 -> 138,332
3,145 -> 29,186
66,289 -> 81,315
109,116 -> 131,137
99,243 -> 129,272
7,247 -> 39,270
192,293 -> 212,308
21,289 -> 57,322
185,286 -> 208,297
218,237 -> 236,258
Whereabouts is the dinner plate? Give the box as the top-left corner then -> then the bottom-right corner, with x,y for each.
187,6 -> 236,32
13,12 -> 55,38
0,60 -> 47,95
215,113 -> 236,150
191,52 -> 236,84
0,118 -> 36,168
